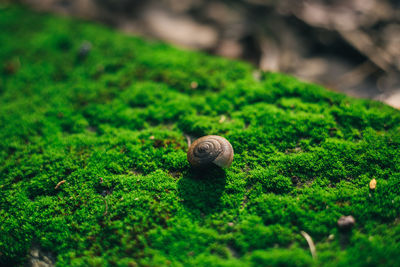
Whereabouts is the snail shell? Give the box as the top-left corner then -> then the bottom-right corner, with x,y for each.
187,135 -> 234,168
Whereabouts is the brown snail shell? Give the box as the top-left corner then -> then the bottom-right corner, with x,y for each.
187,135 -> 234,168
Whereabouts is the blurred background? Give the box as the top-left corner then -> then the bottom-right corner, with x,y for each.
14,0 -> 400,108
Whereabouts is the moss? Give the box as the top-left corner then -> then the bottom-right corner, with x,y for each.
0,5 -> 400,267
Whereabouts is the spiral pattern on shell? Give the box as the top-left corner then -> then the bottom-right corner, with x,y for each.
187,135 -> 234,168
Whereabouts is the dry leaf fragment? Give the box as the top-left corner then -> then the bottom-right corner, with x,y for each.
369,178 -> 377,190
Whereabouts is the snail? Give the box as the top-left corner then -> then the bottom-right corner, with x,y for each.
187,135 -> 234,168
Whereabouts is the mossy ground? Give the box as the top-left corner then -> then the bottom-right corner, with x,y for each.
1,5 -> 400,267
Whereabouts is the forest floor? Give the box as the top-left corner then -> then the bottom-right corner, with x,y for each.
1,5 -> 400,267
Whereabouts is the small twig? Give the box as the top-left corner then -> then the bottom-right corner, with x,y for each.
301,231 -> 317,260
338,29 -> 393,72
54,180 -> 66,190
240,194 -> 248,210
103,197 -> 108,216
240,184 -> 254,210
185,134 -> 192,147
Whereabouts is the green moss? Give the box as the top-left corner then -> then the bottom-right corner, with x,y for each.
1,5 -> 400,267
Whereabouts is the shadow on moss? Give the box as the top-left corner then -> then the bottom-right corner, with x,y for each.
178,166 -> 227,215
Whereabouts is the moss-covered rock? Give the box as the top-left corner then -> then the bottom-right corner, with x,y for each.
1,6 -> 400,267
